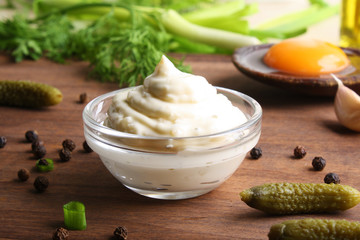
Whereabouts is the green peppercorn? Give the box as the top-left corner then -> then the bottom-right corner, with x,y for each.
324,173 -> 340,184
0,136 -> 7,148
250,147 -> 262,159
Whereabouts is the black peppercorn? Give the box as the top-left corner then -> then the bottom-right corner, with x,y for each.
33,145 -> 46,159
83,141 -> 93,153
324,173 -> 340,184
34,176 -> 49,192
25,130 -> 38,143
38,158 -> 49,166
114,226 -> 128,240
293,145 -> 306,159
17,168 -> 30,181
0,136 -> 7,148
312,156 -> 326,171
79,92 -> 87,104
62,139 -> 76,152
250,147 -> 262,159
31,140 -> 44,153
59,148 -> 72,162
52,227 -> 69,240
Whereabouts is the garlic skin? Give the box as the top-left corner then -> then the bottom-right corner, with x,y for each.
332,74 -> 360,132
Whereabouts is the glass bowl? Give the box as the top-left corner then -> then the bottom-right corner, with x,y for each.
83,87 -> 262,200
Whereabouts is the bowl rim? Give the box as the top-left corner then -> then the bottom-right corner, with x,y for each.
82,86 -> 262,141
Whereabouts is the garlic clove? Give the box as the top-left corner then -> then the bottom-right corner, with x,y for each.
332,74 -> 360,132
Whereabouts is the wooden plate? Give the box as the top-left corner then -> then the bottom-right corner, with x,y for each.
232,44 -> 360,96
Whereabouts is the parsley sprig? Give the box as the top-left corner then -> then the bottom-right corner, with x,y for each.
0,14 -> 73,62
0,4 -> 189,86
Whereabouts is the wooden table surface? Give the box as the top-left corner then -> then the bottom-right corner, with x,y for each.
0,52 -> 359,240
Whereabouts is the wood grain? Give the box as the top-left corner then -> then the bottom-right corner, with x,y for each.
0,54 -> 359,240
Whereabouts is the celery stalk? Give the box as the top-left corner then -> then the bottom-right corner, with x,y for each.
33,1 -> 261,49
255,4 -> 320,30
251,2 -> 339,40
162,9 -> 261,50
208,19 -> 249,34
183,1 -> 258,34
33,0 -> 131,22
182,0 -> 246,24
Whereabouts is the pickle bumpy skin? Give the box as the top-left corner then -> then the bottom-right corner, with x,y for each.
0,80 -> 63,108
268,218 -> 360,240
240,183 -> 360,214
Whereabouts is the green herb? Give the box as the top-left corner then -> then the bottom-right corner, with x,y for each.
63,201 -> 86,230
0,0 -> 339,86
0,14 -> 73,63
77,10 -> 174,86
0,2 -> 195,86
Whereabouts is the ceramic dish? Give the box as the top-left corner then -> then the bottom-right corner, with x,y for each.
232,44 -> 360,96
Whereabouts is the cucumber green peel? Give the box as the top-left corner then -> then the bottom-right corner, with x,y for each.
240,183 -> 360,214
268,218 -> 360,240
0,80 -> 63,108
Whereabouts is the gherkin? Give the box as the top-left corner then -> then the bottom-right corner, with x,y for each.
0,80 -> 63,108
268,218 -> 360,240
240,183 -> 360,214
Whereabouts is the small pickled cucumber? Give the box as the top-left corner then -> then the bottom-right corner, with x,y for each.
0,80 -> 63,108
268,218 -> 360,240
240,183 -> 360,214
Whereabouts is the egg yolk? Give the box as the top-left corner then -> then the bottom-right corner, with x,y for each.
263,38 -> 350,76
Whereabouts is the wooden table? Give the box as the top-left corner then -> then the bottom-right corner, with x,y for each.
0,52 -> 359,239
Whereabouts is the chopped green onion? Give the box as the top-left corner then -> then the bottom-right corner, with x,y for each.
35,158 -> 54,172
63,201 -> 87,230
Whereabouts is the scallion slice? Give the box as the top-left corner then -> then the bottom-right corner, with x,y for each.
35,158 -> 54,172
63,201 -> 87,230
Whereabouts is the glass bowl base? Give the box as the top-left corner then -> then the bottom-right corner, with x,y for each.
124,185 -> 213,200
